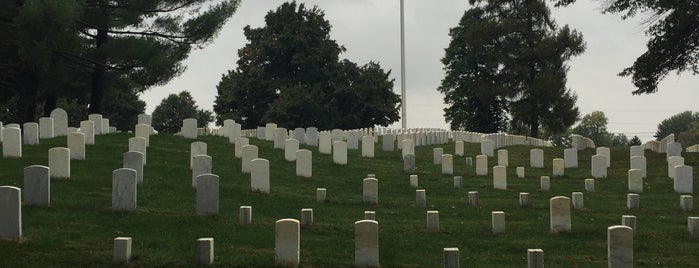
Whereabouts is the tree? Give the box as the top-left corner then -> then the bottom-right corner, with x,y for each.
654,111 -> 699,140
151,91 -> 212,133
553,0 -> 699,94
678,122 -> 699,146
214,1 -> 400,130
439,0 -> 584,137
572,111 -> 611,147
102,87 -> 146,131
610,133 -> 629,147
629,135 -> 642,146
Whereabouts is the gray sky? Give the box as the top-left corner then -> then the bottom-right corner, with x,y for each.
144,0 -> 699,142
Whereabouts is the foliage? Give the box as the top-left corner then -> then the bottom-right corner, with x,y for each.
654,111 -> 699,140
572,111 -> 611,147
629,135 -> 642,146
610,133 -> 629,147
678,122 -> 699,146
541,127 -> 573,147
102,87 -> 146,131
553,0 -> 699,94
439,0 -> 584,137
214,1 -> 400,130
151,91 -> 212,133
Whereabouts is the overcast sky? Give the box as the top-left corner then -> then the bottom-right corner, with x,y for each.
144,0 -> 699,142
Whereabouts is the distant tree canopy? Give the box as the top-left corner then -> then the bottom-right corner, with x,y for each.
553,0 -> 699,94
0,0 -> 239,126
214,1 -> 400,130
151,91 -> 212,133
438,0 -> 584,137
572,111 -> 611,147
655,111 -> 699,140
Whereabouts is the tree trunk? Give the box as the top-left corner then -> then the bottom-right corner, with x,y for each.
530,119 -> 539,138
88,2 -> 108,114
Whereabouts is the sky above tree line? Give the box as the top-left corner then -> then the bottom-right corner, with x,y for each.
144,0 -> 699,142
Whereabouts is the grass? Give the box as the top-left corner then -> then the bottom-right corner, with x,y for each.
0,132 -> 697,267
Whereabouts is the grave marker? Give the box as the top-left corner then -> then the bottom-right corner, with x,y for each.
68,132 -> 85,160
427,211 -> 439,232
197,238 -> 215,265
363,178 -> 378,204
112,168 -> 137,211
0,186 -> 22,239
191,155 -> 212,187
442,154 -> 454,175
362,136 -> 375,158
333,141 -> 348,165
530,149 -> 544,168
48,147 -> 70,179
285,139 -> 299,162
23,123 -> 39,145
608,225 -> 633,267
123,151 -> 144,185
241,145 -> 258,173
79,120 -> 95,145
355,220 -> 379,267
550,196 -> 571,233
492,211 -> 505,234
196,174 -> 219,216
476,155 -> 488,176
564,148 -> 578,168
39,117 -> 54,139
50,108 -> 68,136
251,158 -> 270,193
275,219 -> 300,267
23,165 -> 50,207
113,237 -> 132,263
296,149 -> 312,178
493,166 -> 507,190
591,155 -> 607,178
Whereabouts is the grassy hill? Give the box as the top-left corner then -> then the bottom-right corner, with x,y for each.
0,132 -> 697,267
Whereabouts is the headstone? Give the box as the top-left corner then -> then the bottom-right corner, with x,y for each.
316,188 -> 326,203
265,123 -> 277,141
416,190 -> 426,207
401,139 -> 414,158
527,249 -> 544,268
256,127 -> 266,140
442,154 -> 454,175
493,166 -> 507,190
689,217 -> 699,239
128,137 -> 146,165
680,195 -> 693,212
123,151 -> 144,185
68,132 -> 85,160
628,169 -> 643,193
182,118 -> 197,139
382,134 -> 395,151
564,148 -> 578,168
497,149 -> 508,167
516,167 -> 525,178
319,132 -> 332,154
101,118 -> 110,134
481,140 -> 494,157
191,155 -> 212,187
241,145 -> 258,173
273,127 -> 288,149
39,117 -> 54,139
347,131 -> 360,150
443,248 -> 460,268
364,211 -> 376,220
222,119 -> 234,138
355,220 -> 379,267
333,141 -> 348,165
627,193 -> 640,210
667,142 -> 682,159
433,148 -> 444,164
23,123 -> 39,145
630,156 -> 647,178
476,155 -> 488,176
455,141 -> 464,156
552,158 -> 564,176
596,147 -> 611,167
284,139 -> 299,162
190,141 -> 207,169
235,137 -> 249,158
0,186 -> 21,239
453,176 -> 463,189
572,192 -> 584,210
137,113 -> 152,126
550,196 -> 571,233
530,149 -> 544,168
275,219 -> 300,267
240,206 -> 252,225
331,129 -> 343,142
301,208 -> 314,227
50,108 -> 68,136
607,225 -> 633,267
113,237 -> 132,263
492,211 -> 505,234
112,168 -> 137,211
629,145 -> 644,158
197,238 -> 215,265
79,120 -> 95,145
674,165 -> 693,194
468,191 -> 479,208
403,154 -> 415,173
591,155 -> 607,179
585,179 -> 595,192
88,114 -> 103,135
668,156 -> 685,179
296,149 -> 312,178
196,174 -> 219,216
2,128 -> 22,157
363,178 -> 378,204
540,176 -> 550,191
519,192 -> 530,208
67,127 -> 78,133
229,123 -> 242,143
23,165 -> 50,207
361,136 -> 375,158
251,158 -> 270,194
134,124 -> 150,147
426,211 -> 439,232
292,128 -> 305,144
306,127 -> 318,146
410,175 -> 418,188
48,147 -> 70,179
621,215 -> 636,233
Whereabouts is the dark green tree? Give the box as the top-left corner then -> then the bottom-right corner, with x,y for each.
214,1 -> 400,130
654,111 -> 699,140
102,86 -> 146,131
554,0 -> 699,94
439,0 -> 584,137
572,111 -> 611,147
678,122 -> 699,146
629,135 -> 642,146
610,133 -> 629,147
151,91 -> 212,133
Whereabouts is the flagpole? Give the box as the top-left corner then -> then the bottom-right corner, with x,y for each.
400,0 -> 407,129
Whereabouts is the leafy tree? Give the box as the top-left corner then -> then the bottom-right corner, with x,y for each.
553,0 -> 699,94
654,111 -> 699,140
678,122 -> 699,146
629,135 -> 642,146
439,0 -> 584,137
572,111 -> 611,147
102,87 -> 146,131
610,133 -> 629,147
152,91 -> 212,133
214,1 -> 400,130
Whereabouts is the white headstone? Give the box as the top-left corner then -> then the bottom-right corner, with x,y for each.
591,155 -> 607,179
629,145 -> 644,158
361,136 -> 375,158
608,225 -> 633,267
284,139 -> 299,162
668,156 -> 684,179
112,168 -> 137,211
628,169 -> 643,193
492,211 -> 505,234
88,114 -> 103,135
455,141 -> 464,156
596,147 -> 611,167
363,178 -> 379,204
667,142 -> 682,159
382,134 -> 395,151
241,145 -> 258,173
48,147 -> 70,179
0,186 -> 22,239
293,128 -> 305,145
481,140 -> 494,157
190,141 -> 207,169
23,122 -> 39,145
123,151 -> 144,185
550,196 -> 571,233
50,108 -> 68,137
197,238 -> 215,265
497,149 -> 509,167
134,124 -> 150,147
137,113 -> 152,126
196,174 -> 219,216
23,165 -> 50,207
629,156 -> 647,178
306,127 -> 318,146
541,176 -> 550,191
296,149 -> 312,178
674,165 -> 693,194
347,130 -> 360,150
101,118 -> 110,134
493,165 -> 507,190
572,192 -> 584,210
113,237 -> 132,263
39,117 -> 54,139
442,154 -> 454,175
235,137 -> 249,159
273,127 -> 288,150
318,132 -> 332,154
355,220 -> 379,267
192,155 -> 212,187
564,148 -> 578,168
530,149 -> 544,168
552,158 -> 564,177
182,118 -> 197,139
79,120 -> 95,145
433,148 -> 444,165
427,210 -> 439,232
67,132 -> 85,160
476,155 -> 488,176
516,167 -> 525,178
251,158 -> 270,193
265,123 -> 277,141
275,219 -> 300,267
128,137 -> 147,165
333,141 -> 348,165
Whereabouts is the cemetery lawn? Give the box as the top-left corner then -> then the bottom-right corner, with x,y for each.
1,133 -> 698,267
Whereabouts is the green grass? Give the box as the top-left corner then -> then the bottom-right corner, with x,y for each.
0,132 -> 697,267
